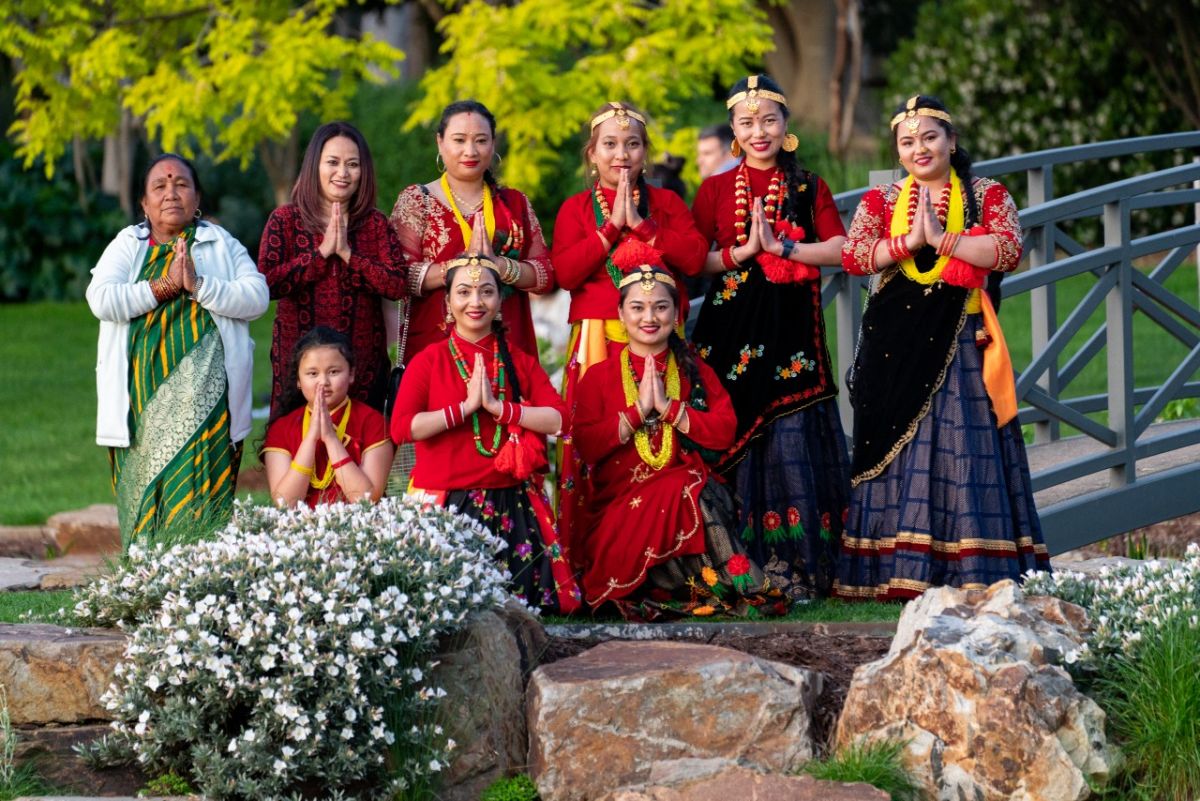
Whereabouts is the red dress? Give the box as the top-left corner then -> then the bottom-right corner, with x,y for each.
388,185 -> 552,363
262,399 -> 390,508
551,184 -> 707,563
572,349 -> 736,607
258,205 -> 407,418
390,331 -> 580,613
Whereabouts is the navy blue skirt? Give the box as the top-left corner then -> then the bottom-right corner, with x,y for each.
835,316 -> 1051,600
731,397 -> 852,600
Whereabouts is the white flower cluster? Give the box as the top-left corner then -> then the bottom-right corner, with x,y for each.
74,497 -> 514,800
1024,543 -> 1200,668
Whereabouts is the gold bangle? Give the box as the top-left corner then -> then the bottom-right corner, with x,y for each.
290,460 -> 314,477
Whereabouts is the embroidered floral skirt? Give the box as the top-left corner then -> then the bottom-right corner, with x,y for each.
444,482 -> 581,614
834,317 -> 1051,601
730,397 -> 851,601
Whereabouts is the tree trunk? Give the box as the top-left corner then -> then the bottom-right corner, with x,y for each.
260,129 -> 300,209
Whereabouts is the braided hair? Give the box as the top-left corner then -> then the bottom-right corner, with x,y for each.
437,100 -> 503,199
442,260 -> 523,402
725,74 -> 807,225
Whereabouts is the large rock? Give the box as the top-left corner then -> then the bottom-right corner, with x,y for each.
0,624 -> 124,724
836,580 -> 1121,801
44,505 -> 120,556
528,640 -> 823,801
434,601 -> 549,801
596,764 -> 890,801
0,526 -> 50,559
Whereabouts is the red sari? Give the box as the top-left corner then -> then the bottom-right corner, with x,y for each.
572,348 -> 736,607
388,185 -> 553,363
390,331 -> 580,614
262,399 -> 390,508
551,184 -> 707,563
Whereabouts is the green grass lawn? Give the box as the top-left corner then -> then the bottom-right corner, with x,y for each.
0,589 -> 76,624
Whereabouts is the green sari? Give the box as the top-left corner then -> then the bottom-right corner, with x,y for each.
111,227 -> 234,544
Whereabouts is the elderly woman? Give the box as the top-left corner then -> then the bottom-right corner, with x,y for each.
87,153 -> 269,544
259,121 -> 407,417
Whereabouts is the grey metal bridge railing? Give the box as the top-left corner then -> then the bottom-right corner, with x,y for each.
826,132 -> 1200,554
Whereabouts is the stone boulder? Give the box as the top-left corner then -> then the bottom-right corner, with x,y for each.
0,624 -> 124,724
434,601 -> 549,801
528,640 -> 824,801
44,504 -> 120,556
836,580 -> 1121,801
596,764 -> 890,801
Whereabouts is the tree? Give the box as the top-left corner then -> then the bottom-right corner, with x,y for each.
407,0 -> 777,201
0,1 -> 403,212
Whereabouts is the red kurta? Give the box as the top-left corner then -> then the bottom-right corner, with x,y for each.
573,349 -> 736,606
389,185 -> 553,363
263,399 -> 390,508
258,205 -> 407,418
390,331 -> 567,491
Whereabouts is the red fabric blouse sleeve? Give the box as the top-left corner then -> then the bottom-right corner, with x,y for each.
691,177 -> 720,245
344,211 -> 408,299
263,414 -> 298,456
571,362 -> 624,465
841,186 -> 889,276
651,189 -> 706,276
390,347 -> 435,445
812,177 -> 848,241
680,359 -> 736,451
978,180 -> 1023,272
551,193 -> 610,292
257,206 -> 330,298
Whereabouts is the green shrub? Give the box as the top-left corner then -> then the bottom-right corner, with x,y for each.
481,774 -> 539,801
802,738 -> 920,801
140,770 -> 195,797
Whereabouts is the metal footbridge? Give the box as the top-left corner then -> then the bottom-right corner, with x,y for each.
827,132 -> 1200,554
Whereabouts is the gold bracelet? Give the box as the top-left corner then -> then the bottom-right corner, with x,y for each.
290,460 -> 314,477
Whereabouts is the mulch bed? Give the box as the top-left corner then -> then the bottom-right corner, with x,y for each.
542,631 -> 892,753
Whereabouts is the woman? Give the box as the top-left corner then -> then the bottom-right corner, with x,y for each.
553,101 -> 707,557
390,256 -> 580,614
388,100 -> 553,364
262,327 -> 393,507
835,95 -> 1050,600
87,153 -> 269,544
690,75 -> 851,600
259,121 -> 406,417
573,241 -> 775,618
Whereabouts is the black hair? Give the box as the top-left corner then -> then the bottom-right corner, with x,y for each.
438,100 -> 502,198
443,259 -> 523,402
581,101 -> 651,220
889,94 -> 979,226
267,327 -> 356,431
699,123 -> 734,147
617,273 -> 706,408
725,74 -> 806,225
648,154 -> 687,200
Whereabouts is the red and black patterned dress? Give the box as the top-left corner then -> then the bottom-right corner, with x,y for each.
258,205 -> 406,417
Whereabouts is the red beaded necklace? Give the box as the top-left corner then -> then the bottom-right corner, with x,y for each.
905,180 -> 954,229
733,164 -> 784,245
448,335 -> 505,456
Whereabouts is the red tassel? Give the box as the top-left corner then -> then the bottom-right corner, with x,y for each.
495,431 -> 538,480
941,257 -> 988,289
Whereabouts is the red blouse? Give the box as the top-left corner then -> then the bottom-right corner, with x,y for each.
258,204 -> 407,417
263,399 -> 390,508
841,177 -> 1022,276
551,185 -> 706,323
390,331 -> 567,491
389,185 -> 553,363
692,164 -> 846,249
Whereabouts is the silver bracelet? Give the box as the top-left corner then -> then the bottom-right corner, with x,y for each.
190,275 -> 205,300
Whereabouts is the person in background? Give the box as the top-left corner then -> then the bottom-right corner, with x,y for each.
87,153 -> 269,544
696,123 -> 739,180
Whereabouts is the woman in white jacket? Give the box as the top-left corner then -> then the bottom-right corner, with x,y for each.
87,154 -> 269,544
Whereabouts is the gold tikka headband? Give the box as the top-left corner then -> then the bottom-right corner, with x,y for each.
590,102 -> 647,131
726,75 -> 788,113
445,255 -> 498,285
890,96 -> 953,134
618,266 -> 677,294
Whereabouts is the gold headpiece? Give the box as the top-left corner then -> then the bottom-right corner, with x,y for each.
890,96 -> 953,134
445,255 -> 497,285
590,102 -> 647,131
725,75 -> 788,113
618,266 -> 677,294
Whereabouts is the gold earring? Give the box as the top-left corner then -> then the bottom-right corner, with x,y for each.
782,134 -> 799,153
951,146 -> 957,154
436,153 -> 445,171
495,309 -> 503,322
730,140 -> 742,158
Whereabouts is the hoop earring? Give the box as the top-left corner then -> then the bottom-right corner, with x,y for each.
436,153 -> 445,172
782,134 -> 799,153
730,140 -> 742,158
494,152 -> 503,165
194,208 -> 202,220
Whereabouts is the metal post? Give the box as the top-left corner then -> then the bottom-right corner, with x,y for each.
1027,166 -> 1059,443
1104,199 -> 1135,488
835,272 -> 864,433
1194,153 -> 1199,307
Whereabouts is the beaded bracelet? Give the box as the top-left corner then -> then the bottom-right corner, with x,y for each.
330,456 -> 354,470
290,461 -> 314,477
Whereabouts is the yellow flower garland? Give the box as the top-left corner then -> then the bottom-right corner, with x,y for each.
890,172 -> 965,285
301,399 -> 353,489
620,348 -> 680,471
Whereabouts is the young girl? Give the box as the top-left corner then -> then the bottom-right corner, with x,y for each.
391,256 -> 580,614
262,327 -> 394,507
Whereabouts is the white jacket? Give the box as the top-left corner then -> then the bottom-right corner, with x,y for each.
87,222 -> 270,447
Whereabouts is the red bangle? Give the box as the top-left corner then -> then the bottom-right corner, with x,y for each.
496,401 -> 521,426
598,221 -> 620,245
721,246 -> 738,270
623,402 -> 644,427
443,403 -> 464,428
330,456 -> 354,470
631,217 -> 658,242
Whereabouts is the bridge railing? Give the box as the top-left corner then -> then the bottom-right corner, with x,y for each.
827,132 -> 1200,552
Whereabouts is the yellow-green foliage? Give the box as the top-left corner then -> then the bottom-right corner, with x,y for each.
0,1 -> 403,174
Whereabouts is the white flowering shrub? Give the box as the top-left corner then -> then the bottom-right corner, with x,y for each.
74,497 -> 514,800
1024,543 -> 1200,669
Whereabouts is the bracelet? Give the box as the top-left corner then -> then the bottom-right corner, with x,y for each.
330,456 -> 354,470
495,401 -> 522,426
190,275 -> 205,300
598,221 -> 621,246
442,402 -> 465,429
779,237 -> 796,260
631,217 -> 659,242
500,257 -> 521,285
290,461 -> 314,477
622,402 -> 644,428
936,231 -> 961,257
721,246 -> 740,270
